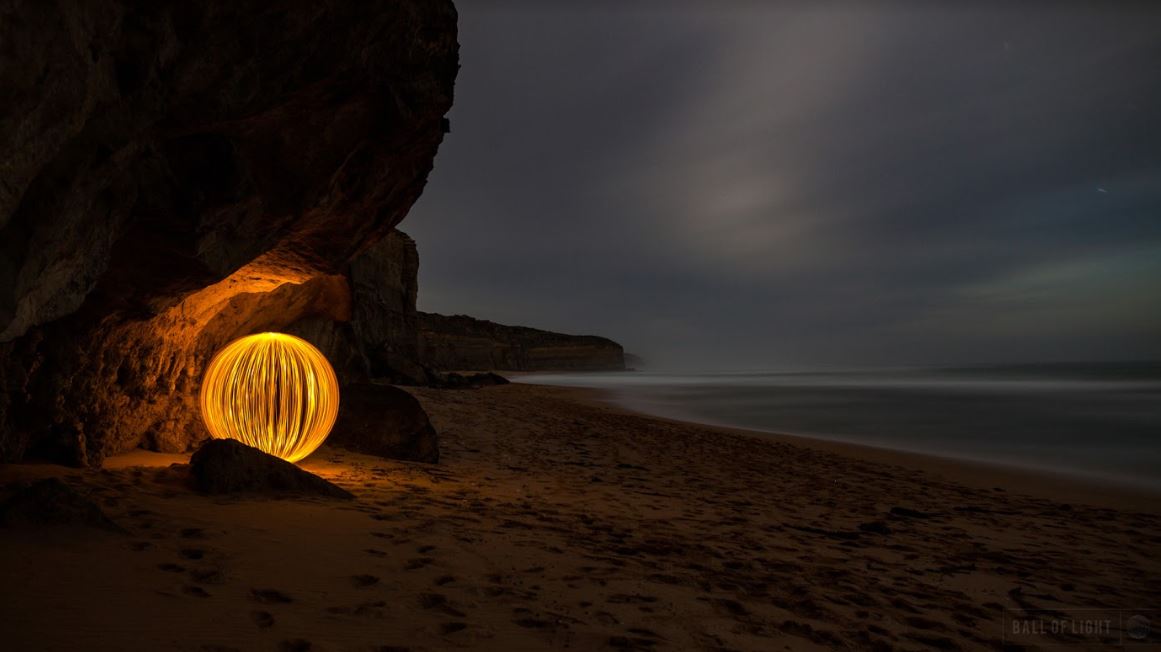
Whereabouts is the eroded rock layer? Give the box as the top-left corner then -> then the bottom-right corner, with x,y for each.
0,0 -> 458,465
417,313 -> 625,372
349,230 -> 428,384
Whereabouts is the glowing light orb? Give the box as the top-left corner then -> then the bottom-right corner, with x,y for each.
199,332 -> 340,463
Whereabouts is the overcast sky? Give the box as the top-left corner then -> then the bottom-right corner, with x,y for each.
404,2 -> 1161,370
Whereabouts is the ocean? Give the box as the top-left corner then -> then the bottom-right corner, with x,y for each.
518,362 -> 1161,489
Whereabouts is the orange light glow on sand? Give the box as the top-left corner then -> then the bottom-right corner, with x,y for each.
199,333 -> 339,463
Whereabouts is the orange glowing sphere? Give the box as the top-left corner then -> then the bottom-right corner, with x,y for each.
199,332 -> 340,463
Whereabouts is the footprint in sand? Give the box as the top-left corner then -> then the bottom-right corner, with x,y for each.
419,593 -> 466,617
182,585 -> 211,598
251,588 -> 294,604
512,608 -> 563,631
188,566 -> 225,584
607,593 -> 659,605
350,574 -> 379,588
628,627 -> 663,640
327,601 -> 386,618
596,611 -> 620,625
251,611 -> 275,628
608,635 -> 657,649
711,598 -> 748,617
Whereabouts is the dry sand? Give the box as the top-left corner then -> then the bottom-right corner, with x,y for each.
1,382 -> 1158,651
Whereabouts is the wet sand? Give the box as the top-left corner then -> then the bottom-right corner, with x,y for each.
2,382 -> 1159,651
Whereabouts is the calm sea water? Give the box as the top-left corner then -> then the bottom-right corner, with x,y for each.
518,362 -> 1161,489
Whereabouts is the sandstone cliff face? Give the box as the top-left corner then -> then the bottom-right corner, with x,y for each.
349,230 -> 428,384
346,231 -> 628,378
0,1 -> 458,465
417,313 -> 625,372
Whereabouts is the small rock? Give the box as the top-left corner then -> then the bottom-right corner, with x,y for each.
190,440 -> 353,499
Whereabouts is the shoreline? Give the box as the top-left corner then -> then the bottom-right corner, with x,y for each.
9,378 -> 1159,515
507,377 -> 1161,514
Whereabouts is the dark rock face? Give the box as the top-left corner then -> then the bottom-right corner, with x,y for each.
0,1 -> 458,465
344,231 -> 627,378
348,231 -> 428,384
432,371 -> 511,389
418,313 -> 626,371
189,439 -> 353,498
328,383 -> 438,463
283,315 -> 368,386
0,478 -> 124,532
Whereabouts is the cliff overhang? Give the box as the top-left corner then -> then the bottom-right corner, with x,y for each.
0,1 -> 459,465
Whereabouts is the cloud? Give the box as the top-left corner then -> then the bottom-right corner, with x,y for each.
405,3 -> 1161,368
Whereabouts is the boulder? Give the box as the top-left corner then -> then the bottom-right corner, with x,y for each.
0,478 -> 124,532
189,439 -> 353,499
329,384 -> 439,463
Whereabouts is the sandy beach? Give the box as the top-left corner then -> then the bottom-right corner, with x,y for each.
5,2 -> 1158,650
2,382 -> 1159,651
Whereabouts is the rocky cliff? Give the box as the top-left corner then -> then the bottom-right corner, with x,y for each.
340,231 -> 628,377
0,0 -> 458,465
348,230 -> 428,384
0,0 -> 626,467
417,313 -> 625,372
357,232 -> 627,375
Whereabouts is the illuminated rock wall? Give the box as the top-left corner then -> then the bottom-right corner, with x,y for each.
0,1 -> 458,465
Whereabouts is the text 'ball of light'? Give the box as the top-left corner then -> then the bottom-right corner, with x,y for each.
199,332 -> 340,463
